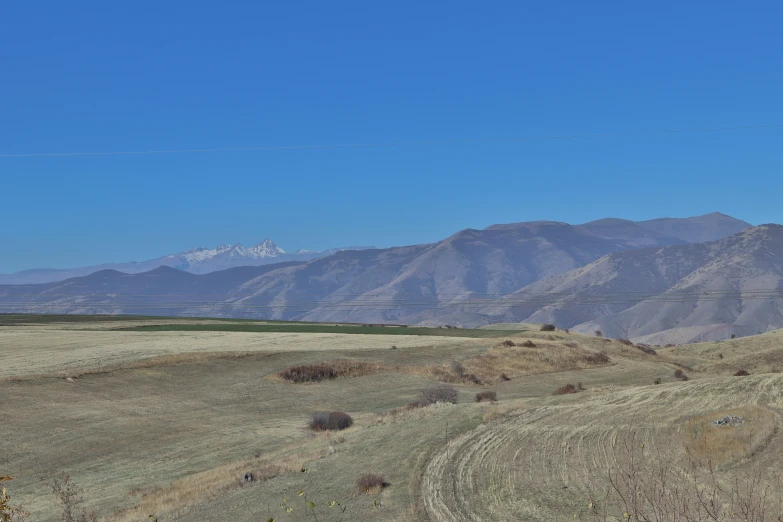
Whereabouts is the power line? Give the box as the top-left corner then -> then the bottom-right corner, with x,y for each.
1,123 -> 782,158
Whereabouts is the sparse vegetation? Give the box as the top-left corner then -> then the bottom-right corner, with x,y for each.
474,391 -> 497,402
734,369 -> 750,376
459,341 -> 612,382
501,339 -> 516,347
308,411 -> 354,431
540,324 -> 556,331
674,369 -> 689,381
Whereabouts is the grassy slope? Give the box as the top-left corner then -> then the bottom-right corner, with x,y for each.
3,315 -> 782,521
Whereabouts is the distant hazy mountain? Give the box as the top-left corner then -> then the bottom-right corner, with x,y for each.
0,239 -> 375,284
3,213 -> 774,343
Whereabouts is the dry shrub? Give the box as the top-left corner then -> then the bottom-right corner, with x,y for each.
499,373 -> 510,381
734,369 -> 750,376
431,365 -> 482,385
308,411 -> 354,431
520,340 -> 536,347
0,478 -> 28,522
501,340 -> 516,347
419,384 -> 458,405
540,324 -> 556,331
654,377 -> 662,384
475,391 -> 497,402
583,351 -> 611,365
595,330 -> 603,337
617,338 -> 634,346
356,474 -> 385,493
674,369 -> 689,381
553,383 -> 583,395
279,361 -> 380,383
635,343 -> 657,355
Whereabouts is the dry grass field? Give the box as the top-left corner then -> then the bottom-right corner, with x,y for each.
2,315 -> 783,521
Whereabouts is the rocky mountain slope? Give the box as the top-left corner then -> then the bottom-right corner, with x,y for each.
491,224 -> 783,344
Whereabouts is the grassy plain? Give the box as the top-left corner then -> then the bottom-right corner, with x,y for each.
2,315 -> 782,521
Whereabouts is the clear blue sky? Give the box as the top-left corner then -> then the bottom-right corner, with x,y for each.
2,1 -> 782,273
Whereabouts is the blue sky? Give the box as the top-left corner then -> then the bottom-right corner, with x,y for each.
2,1 -> 782,273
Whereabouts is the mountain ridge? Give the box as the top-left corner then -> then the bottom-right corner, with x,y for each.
0,212 -> 769,344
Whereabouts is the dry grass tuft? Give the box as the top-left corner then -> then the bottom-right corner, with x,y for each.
553,382 -> 584,395
356,474 -> 386,494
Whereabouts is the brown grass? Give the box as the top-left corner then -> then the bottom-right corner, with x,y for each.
461,341 -> 612,382
110,440 -> 331,522
278,360 -> 384,383
683,406 -> 778,467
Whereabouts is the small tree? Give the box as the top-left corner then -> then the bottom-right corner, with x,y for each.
48,474 -> 96,522
540,324 -> 556,332
595,330 -> 603,337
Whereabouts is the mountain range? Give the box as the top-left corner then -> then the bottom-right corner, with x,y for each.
0,240 -> 375,284
4,212 -> 780,344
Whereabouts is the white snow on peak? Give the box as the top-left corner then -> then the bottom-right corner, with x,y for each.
168,239 -> 285,266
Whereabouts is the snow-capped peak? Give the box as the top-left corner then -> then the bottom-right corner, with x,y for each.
167,239 -> 284,265
248,238 -> 286,257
